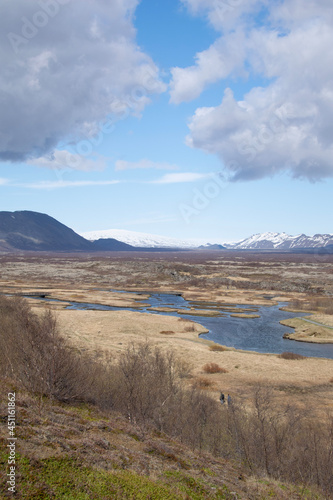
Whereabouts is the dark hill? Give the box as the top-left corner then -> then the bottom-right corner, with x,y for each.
0,211 -> 95,252
92,237 -> 136,251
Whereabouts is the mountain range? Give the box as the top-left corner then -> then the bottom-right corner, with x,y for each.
0,210 -> 332,253
83,228 -> 333,251
223,232 -> 333,250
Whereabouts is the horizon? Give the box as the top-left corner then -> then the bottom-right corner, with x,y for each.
1,1 -> 333,240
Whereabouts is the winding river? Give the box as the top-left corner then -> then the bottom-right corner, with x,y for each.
33,290 -> 333,359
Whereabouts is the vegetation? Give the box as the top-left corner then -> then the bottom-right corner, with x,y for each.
1,296 -> 332,498
209,345 -> 227,352
290,296 -> 333,315
278,352 -> 307,360
202,363 -> 228,374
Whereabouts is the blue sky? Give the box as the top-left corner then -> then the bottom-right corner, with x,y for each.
1,0 -> 332,242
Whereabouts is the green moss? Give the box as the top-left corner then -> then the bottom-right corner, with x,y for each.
1,453 -> 240,500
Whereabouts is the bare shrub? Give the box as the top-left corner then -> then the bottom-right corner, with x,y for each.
203,363 -> 228,374
278,352 -> 306,360
209,344 -> 226,352
0,296 -> 99,402
225,385 -> 333,497
108,343 -> 183,427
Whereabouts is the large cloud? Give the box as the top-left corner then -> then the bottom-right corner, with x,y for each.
0,0 -> 165,163
177,0 -> 333,180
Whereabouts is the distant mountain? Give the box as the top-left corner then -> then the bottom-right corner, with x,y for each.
225,232 -> 333,250
82,229 -> 205,249
0,211 -> 94,252
198,244 -> 226,250
1,211 -> 331,254
92,238 -> 137,251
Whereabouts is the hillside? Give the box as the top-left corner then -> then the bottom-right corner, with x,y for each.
0,378 -> 324,500
0,211 -> 94,252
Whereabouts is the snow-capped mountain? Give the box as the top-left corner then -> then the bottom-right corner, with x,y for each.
81,229 -> 207,249
225,232 -> 333,250
81,228 -> 333,251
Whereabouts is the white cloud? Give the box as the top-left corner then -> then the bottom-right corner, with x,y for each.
170,32 -> 246,104
17,180 -> 120,189
27,150 -> 108,172
152,172 -> 210,184
0,0 -> 165,162
181,0 -> 265,31
0,178 -> 9,185
179,0 -> 333,180
115,159 -> 178,171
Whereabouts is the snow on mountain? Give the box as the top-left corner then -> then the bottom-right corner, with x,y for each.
225,232 -> 333,250
81,229 -> 207,249
81,228 -> 333,250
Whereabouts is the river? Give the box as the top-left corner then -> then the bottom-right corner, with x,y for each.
32,290 -> 333,359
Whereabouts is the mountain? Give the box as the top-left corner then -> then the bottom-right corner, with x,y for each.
82,229 -> 205,249
0,211 -> 95,252
225,232 -> 333,250
92,238 -> 138,251
198,243 -> 226,250
0,211 -> 139,252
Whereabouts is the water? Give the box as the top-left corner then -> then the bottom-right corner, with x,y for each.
28,291 -> 333,359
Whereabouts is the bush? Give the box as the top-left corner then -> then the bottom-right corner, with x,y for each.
183,325 -> 195,332
203,363 -> 228,374
209,345 -> 226,352
278,352 -> 306,360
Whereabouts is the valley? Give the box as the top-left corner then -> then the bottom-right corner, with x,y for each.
1,250 -> 333,412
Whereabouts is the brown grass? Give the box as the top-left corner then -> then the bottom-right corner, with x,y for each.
159,331 -> 175,335
278,351 -> 307,360
193,376 -> 215,389
203,362 -> 228,374
183,324 -> 196,332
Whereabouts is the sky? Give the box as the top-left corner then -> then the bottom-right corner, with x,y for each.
0,0 -> 333,243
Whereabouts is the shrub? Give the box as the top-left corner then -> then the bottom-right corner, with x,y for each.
209,345 -> 226,352
203,363 -> 228,374
183,325 -> 195,332
278,352 -> 306,360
